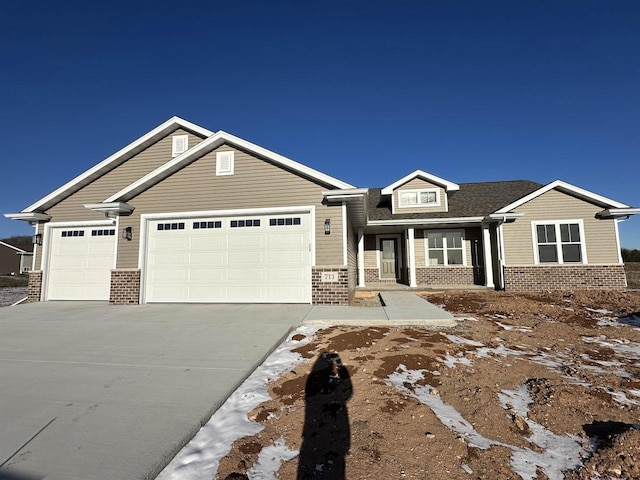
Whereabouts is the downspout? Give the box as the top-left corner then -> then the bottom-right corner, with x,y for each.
495,216 -> 508,291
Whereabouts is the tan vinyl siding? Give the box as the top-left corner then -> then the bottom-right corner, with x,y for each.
393,178 -> 447,214
117,144 -> 344,268
346,220 -> 357,292
415,230 -> 426,265
364,235 -> 378,268
45,129 -> 205,223
503,189 -> 620,265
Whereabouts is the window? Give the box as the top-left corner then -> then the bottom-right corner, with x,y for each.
172,135 -> 189,157
216,151 -> 234,176
193,221 -> 222,229
157,223 -> 185,231
269,217 -> 301,226
230,219 -> 260,228
61,230 -> 85,237
399,189 -> 440,208
91,229 -> 115,236
534,221 -> 584,264
425,231 -> 465,266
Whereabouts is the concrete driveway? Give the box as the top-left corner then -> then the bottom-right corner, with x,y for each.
0,302 -> 310,480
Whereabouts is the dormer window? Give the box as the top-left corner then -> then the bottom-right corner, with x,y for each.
399,188 -> 440,207
172,135 -> 189,157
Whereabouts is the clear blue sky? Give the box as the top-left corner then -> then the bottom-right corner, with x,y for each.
2,0 -> 639,248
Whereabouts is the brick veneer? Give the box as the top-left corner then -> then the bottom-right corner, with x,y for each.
416,266 -> 485,285
504,265 -> 627,291
364,268 -> 379,283
110,269 -> 141,304
312,267 -> 351,305
26,270 -> 42,302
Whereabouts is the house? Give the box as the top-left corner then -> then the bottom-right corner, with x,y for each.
0,240 -> 33,275
5,117 -> 639,305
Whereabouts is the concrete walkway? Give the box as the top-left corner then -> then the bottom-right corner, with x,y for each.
304,291 -> 455,327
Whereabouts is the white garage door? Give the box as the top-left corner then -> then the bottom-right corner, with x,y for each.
144,212 -> 312,303
46,226 -> 117,300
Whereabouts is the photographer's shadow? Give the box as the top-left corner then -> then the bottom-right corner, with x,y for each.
297,352 -> 352,479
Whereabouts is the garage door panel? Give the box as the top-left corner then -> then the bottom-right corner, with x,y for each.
189,252 -> 225,265
149,269 -> 188,284
267,234 -> 305,247
149,253 -> 189,267
190,268 -> 225,282
190,236 -> 225,250
50,256 -> 88,269
145,212 -> 311,303
56,242 -> 90,255
227,251 -> 263,264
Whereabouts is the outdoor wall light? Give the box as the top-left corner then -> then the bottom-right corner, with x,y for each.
32,233 -> 42,246
324,218 -> 331,235
122,226 -> 133,241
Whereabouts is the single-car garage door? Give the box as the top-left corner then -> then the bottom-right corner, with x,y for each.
46,226 -> 117,300
144,212 -> 312,303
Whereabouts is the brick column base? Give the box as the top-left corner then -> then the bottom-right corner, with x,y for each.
312,267 -> 351,305
110,269 -> 141,304
504,264 -> 627,291
26,270 -> 43,303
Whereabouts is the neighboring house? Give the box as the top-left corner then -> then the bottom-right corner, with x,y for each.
0,241 -> 33,275
5,117 -> 639,305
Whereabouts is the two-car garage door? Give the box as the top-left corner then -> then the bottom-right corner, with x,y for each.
144,212 -> 312,303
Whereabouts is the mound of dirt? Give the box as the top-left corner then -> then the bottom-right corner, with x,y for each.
216,290 -> 640,479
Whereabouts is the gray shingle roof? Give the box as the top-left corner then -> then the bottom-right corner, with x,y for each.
368,180 -> 543,221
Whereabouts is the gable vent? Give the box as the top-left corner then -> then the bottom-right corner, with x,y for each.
216,151 -> 234,176
172,135 -> 189,157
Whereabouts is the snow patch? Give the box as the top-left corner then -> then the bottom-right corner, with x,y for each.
495,322 -> 533,332
445,334 -> 484,347
156,326 -> 321,480
246,436 -> 298,479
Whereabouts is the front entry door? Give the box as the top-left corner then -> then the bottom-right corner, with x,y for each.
380,238 -> 398,280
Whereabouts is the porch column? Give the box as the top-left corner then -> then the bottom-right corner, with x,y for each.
357,228 -> 365,287
408,227 -> 417,287
482,224 -> 495,288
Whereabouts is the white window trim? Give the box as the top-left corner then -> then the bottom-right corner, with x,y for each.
398,188 -> 441,209
531,220 -> 588,265
424,229 -> 467,267
172,135 -> 189,158
216,151 -> 235,176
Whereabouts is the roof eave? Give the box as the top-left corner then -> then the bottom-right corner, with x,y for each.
4,212 -> 52,222
381,170 -> 460,195
596,208 -> 640,219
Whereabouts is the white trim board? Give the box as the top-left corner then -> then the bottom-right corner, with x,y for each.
496,180 -> 628,213
381,170 -> 459,195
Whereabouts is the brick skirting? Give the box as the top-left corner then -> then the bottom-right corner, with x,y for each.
312,267 -> 351,305
26,270 -> 42,302
504,265 -> 627,291
416,266 -> 485,286
110,269 -> 141,304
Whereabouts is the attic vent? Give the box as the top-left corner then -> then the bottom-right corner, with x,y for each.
216,151 -> 234,176
172,135 -> 189,157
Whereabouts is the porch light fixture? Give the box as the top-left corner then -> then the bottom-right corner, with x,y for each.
324,218 -> 331,235
122,226 -> 133,241
32,233 -> 42,246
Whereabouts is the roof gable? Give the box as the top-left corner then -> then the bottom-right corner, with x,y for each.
381,170 -> 459,195
105,130 -> 354,203
23,117 -> 213,213
495,180 -> 629,213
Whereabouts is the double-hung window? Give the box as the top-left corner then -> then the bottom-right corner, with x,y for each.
426,231 -> 465,266
533,221 -> 585,264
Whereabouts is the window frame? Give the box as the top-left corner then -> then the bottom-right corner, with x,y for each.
531,220 -> 587,265
171,135 -> 189,157
216,151 -> 235,176
398,188 -> 441,208
424,229 -> 466,267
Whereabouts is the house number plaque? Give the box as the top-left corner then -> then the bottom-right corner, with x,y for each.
321,272 -> 339,282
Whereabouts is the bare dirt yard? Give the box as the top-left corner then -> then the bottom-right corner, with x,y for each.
215,290 -> 640,480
